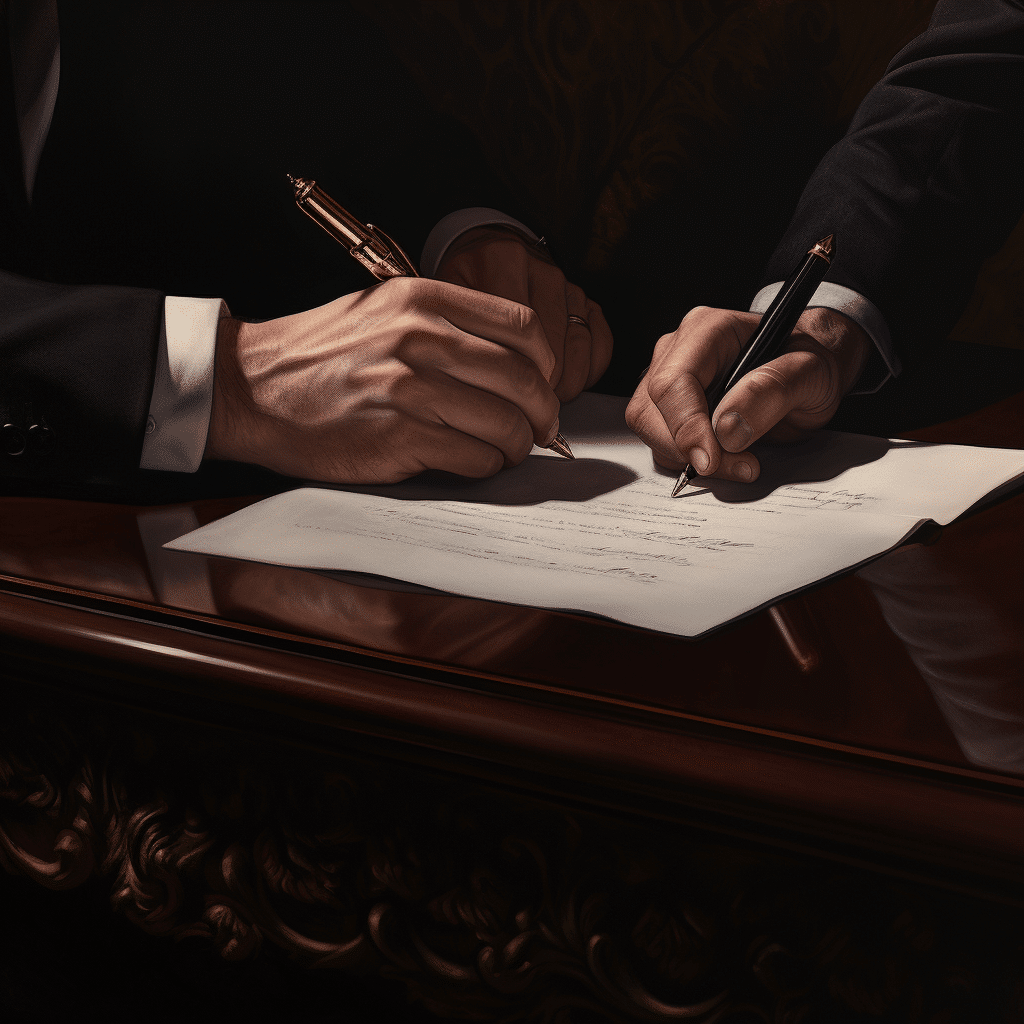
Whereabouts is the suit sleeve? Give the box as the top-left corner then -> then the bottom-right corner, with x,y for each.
762,0 -> 1024,368
0,269 -> 162,488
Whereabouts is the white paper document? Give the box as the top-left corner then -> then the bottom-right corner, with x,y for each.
166,393 -> 1024,637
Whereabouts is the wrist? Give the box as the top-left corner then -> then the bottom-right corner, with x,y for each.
207,316 -> 254,463
438,225 -> 555,276
797,307 -> 872,395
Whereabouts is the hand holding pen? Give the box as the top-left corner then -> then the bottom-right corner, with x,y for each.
625,235 -> 873,491
288,174 -> 575,459
204,183 -> 578,484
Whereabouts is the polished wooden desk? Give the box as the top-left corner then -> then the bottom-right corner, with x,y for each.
2,391 -> 1023,1022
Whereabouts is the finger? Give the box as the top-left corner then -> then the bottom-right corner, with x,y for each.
410,374 -> 539,469
527,266 -> 571,392
394,277 -> 558,382
642,362 -> 723,477
402,328 -> 560,449
643,308 -> 762,474
712,348 -> 832,452
624,385 -> 761,481
406,419 -> 509,479
625,389 -> 687,470
583,298 -> 614,390
697,449 -> 762,483
556,282 -> 592,400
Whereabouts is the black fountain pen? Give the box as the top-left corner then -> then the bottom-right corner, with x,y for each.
287,174 -> 574,460
672,233 -> 835,496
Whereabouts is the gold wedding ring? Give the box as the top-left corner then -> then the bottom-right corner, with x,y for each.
567,315 -> 591,331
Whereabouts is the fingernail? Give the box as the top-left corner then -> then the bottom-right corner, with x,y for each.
715,411 -> 751,451
543,418 -> 561,447
687,447 -> 710,474
735,462 -> 753,481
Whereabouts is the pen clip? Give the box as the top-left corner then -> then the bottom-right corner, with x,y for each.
347,231 -> 395,280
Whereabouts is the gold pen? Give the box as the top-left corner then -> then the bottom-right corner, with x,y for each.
287,174 -> 573,460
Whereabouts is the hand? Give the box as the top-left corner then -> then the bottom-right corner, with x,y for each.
437,227 -> 613,401
214,561 -> 549,664
625,306 -> 871,482
206,277 -> 563,484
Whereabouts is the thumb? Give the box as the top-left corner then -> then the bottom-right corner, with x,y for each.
712,347 -> 837,451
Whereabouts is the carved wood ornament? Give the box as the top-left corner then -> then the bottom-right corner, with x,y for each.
1,689 -> 1020,1023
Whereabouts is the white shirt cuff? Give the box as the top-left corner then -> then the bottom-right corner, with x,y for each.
420,208 -> 539,278
750,281 -> 901,395
140,296 -> 227,472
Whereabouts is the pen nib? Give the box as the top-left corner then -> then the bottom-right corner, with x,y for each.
547,432 -> 574,459
671,465 -> 695,497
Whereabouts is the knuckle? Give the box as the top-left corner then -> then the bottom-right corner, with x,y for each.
624,394 -> 646,432
490,400 -> 527,441
506,424 -> 535,466
512,301 -> 541,336
508,351 -> 556,406
383,362 -> 419,402
345,359 -> 386,398
625,399 -> 664,445
383,275 -> 420,307
670,409 -> 710,446
644,366 -> 684,405
469,447 -> 505,478
513,304 -> 555,362
392,331 -> 422,364
395,325 -> 444,363
360,404 -> 403,441
650,330 -> 681,358
680,305 -> 713,327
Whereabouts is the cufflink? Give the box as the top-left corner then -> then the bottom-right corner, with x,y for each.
27,422 -> 55,454
2,422 -> 27,456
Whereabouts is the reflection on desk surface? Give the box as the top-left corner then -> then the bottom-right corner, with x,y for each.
0,393 -> 1022,783
163,393 -> 1024,639
857,491 -> 1024,776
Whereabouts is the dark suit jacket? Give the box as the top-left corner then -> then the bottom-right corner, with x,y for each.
4,1 -> 1024,490
764,0 -> 1024,369
1,1 -> 515,489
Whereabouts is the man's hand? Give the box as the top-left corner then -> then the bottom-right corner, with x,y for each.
625,306 -> 871,482
437,227 -> 613,401
206,277 -> 564,483
215,561 -> 548,663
